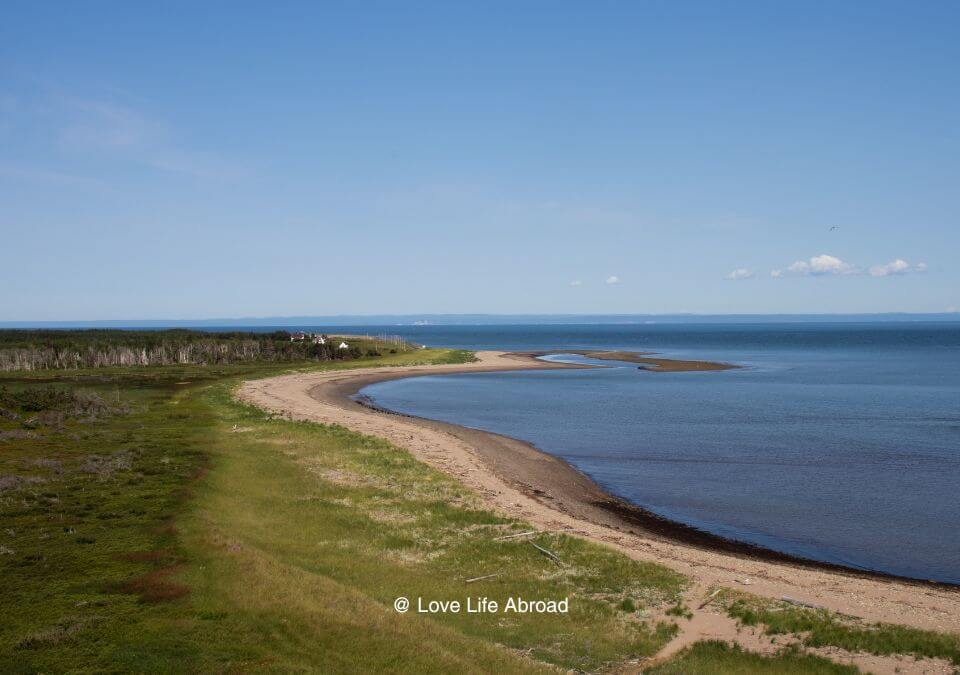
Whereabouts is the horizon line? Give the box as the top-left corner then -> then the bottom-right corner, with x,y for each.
2,310 -> 960,328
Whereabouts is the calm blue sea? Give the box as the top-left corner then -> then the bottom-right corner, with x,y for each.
341,322 -> 960,584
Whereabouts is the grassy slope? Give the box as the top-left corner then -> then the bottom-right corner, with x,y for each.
721,590 -> 960,667
1,349 -> 683,672
178,378 -> 684,672
648,642 -> 858,674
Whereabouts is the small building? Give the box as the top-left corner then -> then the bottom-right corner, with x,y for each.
338,341 -> 349,349
290,332 -> 307,342
313,336 -> 326,345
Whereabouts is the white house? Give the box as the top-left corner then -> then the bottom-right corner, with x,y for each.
313,336 -> 326,345
338,341 -> 349,349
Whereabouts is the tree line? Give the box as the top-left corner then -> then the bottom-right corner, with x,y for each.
0,330 -> 376,371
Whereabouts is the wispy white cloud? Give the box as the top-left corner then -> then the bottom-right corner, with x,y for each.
785,254 -> 858,276
869,259 -> 907,277
569,280 -> 583,287
773,253 -> 857,277
605,275 -> 620,285
55,96 -> 243,180
813,254 -> 856,274
725,268 -> 754,281
59,98 -> 160,150
869,259 -> 927,277
0,79 -> 246,182
0,162 -> 103,187
771,253 -> 929,280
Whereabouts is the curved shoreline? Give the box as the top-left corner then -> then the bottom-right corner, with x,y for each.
340,354 -> 946,587
238,351 -> 960,634
519,349 -> 742,372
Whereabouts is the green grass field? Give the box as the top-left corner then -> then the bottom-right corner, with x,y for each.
1,349 -> 686,672
647,642 -> 858,674
720,590 -> 960,667
2,348 -> 955,673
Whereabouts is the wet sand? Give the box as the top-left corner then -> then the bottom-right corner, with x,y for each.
238,351 -> 960,636
522,349 -> 741,371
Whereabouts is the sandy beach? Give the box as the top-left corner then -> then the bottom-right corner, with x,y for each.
521,349 -> 742,371
238,350 -> 960,671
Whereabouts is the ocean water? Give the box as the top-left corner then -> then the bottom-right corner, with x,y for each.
347,322 -> 960,584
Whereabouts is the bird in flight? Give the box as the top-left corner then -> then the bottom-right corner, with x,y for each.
829,226 -> 840,231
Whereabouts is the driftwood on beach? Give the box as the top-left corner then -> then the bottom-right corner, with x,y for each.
465,573 -> 500,584
780,596 -> 826,610
530,542 -> 565,566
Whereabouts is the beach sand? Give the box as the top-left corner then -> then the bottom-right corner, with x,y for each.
238,350 -> 960,668
522,349 -> 741,371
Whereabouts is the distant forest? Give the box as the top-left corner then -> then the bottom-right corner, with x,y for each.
0,330 -> 396,371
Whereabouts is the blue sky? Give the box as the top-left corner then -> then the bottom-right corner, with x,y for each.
1,1 -> 958,320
